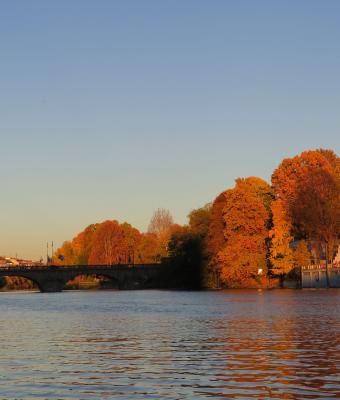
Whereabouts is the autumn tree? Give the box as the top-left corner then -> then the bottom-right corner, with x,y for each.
316,148 -> 339,170
54,241 -> 77,265
136,232 -> 159,263
218,178 -> 272,286
269,199 -> 294,276
121,223 -> 141,263
204,192 -> 228,287
88,220 -> 127,265
203,178 -> 272,287
270,150 -> 328,275
272,150 -> 331,203
291,164 -> 340,264
55,219 -> 161,267
71,224 -> 98,265
237,176 -> 273,217
293,240 -> 311,268
272,149 -> 340,266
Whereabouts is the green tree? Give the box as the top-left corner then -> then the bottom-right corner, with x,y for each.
188,203 -> 212,238
166,226 -> 203,289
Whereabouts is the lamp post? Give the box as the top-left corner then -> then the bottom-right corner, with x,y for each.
46,242 -> 49,265
46,241 -> 54,266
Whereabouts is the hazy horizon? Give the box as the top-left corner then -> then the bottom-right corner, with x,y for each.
1,1 -> 339,259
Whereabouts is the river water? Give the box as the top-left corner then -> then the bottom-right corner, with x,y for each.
0,290 -> 339,399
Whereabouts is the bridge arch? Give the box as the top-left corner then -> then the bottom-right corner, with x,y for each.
63,273 -> 119,290
0,274 -> 42,292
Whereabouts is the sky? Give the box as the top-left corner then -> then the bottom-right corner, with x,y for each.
0,0 -> 339,260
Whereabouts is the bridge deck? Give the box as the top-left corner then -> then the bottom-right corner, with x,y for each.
0,264 -> 161,272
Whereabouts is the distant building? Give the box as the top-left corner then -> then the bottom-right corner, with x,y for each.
291,240 -> 339,265
334,245 -> 340,264
0,256 -> 41,268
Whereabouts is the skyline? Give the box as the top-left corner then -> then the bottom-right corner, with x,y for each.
1,1 -> 339,259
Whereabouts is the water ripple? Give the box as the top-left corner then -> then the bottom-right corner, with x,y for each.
0,290 -> 339,399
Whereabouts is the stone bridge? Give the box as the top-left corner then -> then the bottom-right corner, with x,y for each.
0,264 -> 166,292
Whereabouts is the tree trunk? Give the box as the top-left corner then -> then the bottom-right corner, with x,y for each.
325,241 -> 330,288
280,274 -> 284,288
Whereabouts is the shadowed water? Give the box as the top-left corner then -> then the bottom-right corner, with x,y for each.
0,290 -> 339,399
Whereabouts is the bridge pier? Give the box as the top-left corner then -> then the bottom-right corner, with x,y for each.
38,279 -> 66,293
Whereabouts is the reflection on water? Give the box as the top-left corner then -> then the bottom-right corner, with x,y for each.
0,290 -> 339,399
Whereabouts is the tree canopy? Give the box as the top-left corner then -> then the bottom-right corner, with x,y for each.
53,148 -> 339,289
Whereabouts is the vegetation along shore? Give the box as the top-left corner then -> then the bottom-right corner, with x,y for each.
1,148 -> 339,291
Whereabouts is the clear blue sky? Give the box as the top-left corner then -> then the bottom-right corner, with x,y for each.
0,1 -> 339,259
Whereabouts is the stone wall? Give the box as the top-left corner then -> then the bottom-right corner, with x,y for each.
302,265 -> 340,288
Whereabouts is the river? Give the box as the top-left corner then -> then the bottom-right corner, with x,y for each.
0,289 -> 339,399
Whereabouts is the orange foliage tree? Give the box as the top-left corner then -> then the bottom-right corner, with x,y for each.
290,161 -> 339,263
272,150 -> 331,202
293,241 -> 311,269
204,192 -> 228,286
204,177 -> 272,287
54,241 -> 77,265
217,178 -> 272,286
121,223 -> 142,264
88,220 -> 128,265
55,219 -> 161,266
136,232 -> 159,263
272,149 -> 340,265
269,199 -> 294,276
72,224 -> 98,265
52,148 -> 338,290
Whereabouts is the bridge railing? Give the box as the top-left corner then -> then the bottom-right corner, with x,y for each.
301,262 -> 340,271
0,264 -> 161,272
